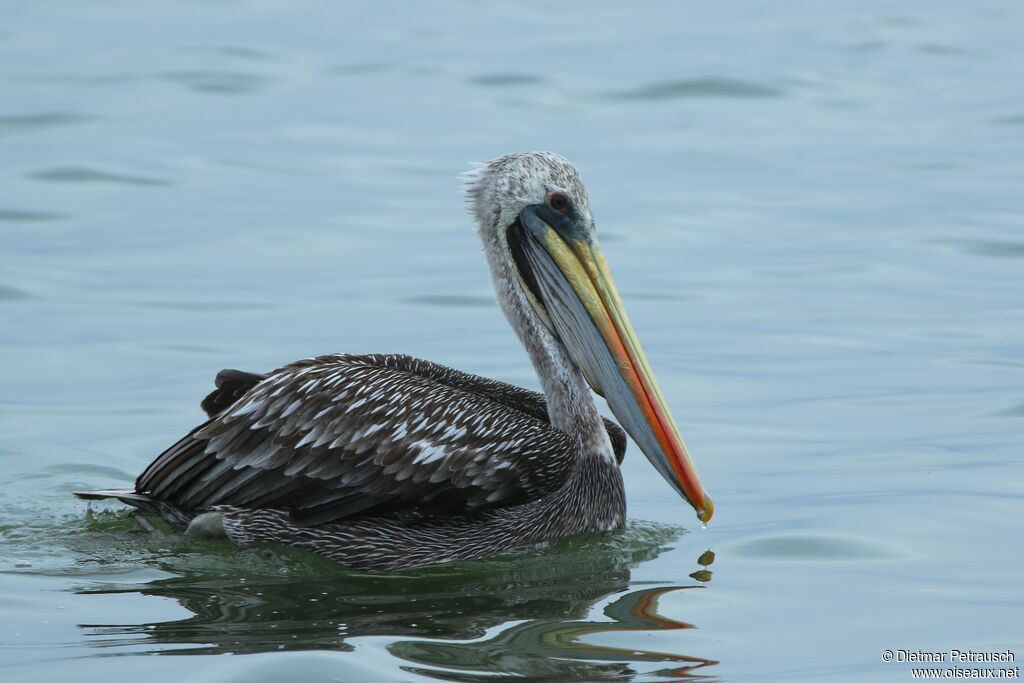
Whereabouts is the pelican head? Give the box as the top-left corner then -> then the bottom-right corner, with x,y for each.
466,151 -> 713,524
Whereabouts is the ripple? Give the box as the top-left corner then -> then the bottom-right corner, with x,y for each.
328,62 -> 394,76
877,15 -> 921,27
127,299 -> 276,311
842,40 -> 888,53
917,44 -> 967,56
12,72 -> 138,86
611,78 -> 784,101
993,401 -> 1024,418
970,359 -> 1024,369
158,70 -> 271,94
993,114 -> 1024,126
208,46 -> 278,62
626,291 -> 696,302
29,167 -> 169,187
0,209 -> 66,222
402,294 -> 495,308
936,239 -> 1024,259
0,284 -> 32,301
42,462 -> 137,481
729,534 -> 901,562
149,342 -> 224,354
0,111 -> 94,134
469,73 -> 545,87
757,265 -> 867,278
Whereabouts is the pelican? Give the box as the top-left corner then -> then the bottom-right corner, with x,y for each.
76,152 -> 713,570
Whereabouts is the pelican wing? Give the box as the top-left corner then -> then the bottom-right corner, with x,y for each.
136,354 -> 624,526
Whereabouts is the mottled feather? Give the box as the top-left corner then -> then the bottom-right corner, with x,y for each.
135,353 -> 625,527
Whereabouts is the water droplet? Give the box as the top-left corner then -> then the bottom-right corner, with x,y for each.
700,522 -> 707,530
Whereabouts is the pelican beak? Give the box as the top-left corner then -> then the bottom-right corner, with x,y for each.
509,206 -> 713,524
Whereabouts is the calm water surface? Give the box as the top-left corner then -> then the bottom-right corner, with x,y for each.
2,2 -> 1022,681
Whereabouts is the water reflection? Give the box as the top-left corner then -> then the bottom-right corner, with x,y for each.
392,585 -> 716,682
74,522 -> 717,680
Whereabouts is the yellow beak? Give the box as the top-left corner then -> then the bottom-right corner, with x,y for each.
512,210 -> 713,524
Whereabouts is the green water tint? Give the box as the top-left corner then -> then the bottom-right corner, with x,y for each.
60,519 -> 715,678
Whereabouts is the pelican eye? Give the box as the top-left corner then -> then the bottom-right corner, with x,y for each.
546,192 -> 571,213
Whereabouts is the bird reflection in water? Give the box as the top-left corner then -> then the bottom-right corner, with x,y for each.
74,521 -> 717,680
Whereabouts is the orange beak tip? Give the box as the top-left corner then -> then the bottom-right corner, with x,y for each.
697,494 -> 714,525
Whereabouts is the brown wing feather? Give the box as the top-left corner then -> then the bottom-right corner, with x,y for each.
377,355 -> 627,465
136,354 -> 598,526
200,369 -> 266,418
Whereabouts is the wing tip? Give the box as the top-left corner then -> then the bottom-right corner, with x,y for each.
202,368 -> 265,418
73,489 -> 148,502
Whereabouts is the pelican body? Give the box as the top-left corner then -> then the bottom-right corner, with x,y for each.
77,152 -> 712,570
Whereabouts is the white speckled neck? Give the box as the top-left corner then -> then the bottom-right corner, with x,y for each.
466,152 -> 615,462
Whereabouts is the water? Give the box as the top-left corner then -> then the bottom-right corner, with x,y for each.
2,1 -> 1022,681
